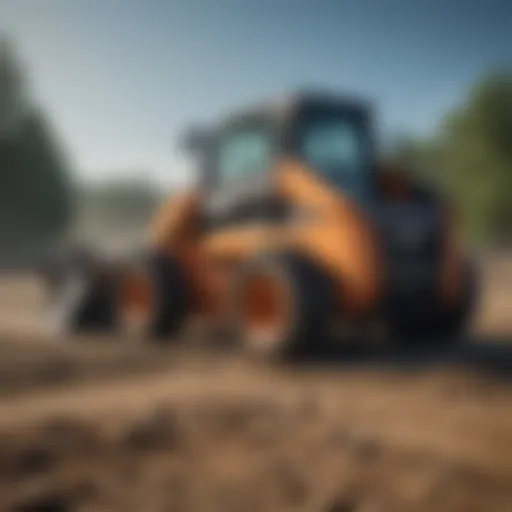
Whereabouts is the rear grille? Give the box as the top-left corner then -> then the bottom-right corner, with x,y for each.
373,201 -> 445,317
384,218 -> 442,260
381,223 -> 443,306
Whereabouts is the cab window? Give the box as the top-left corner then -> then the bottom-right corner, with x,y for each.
297,108 -> 372,202
302,117 -> 365,180
217,126 -> 272,185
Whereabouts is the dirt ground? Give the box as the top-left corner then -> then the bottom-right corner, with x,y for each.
0,253 -> 511,512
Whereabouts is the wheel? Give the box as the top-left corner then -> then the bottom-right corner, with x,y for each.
433,259 -> 479,342
231,253 -> 335,361
41,247 -> 117,335
390,260 -> 478,347
116,251 -> 189,342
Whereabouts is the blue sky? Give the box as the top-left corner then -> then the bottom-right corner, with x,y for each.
1,0 -> 511,186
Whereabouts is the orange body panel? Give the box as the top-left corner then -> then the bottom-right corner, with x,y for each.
149,191 -> 201,250
276,160 -> 382,313
149,192 -> 207,313
200,225 -> 273,262
168,159 -> 383,317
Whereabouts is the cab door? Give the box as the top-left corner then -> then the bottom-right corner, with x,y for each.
198,118 -> 284,315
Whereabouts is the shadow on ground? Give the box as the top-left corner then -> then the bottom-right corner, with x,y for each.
292,336 -> 512,378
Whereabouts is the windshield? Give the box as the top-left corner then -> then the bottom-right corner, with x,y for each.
298,109 -> 371,202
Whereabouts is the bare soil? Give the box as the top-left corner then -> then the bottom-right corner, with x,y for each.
0,254 -> 510,512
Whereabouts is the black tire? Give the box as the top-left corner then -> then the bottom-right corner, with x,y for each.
391,260 -> 478,346
118,251 -> 189,342
232,253 -> 335,360
42,247 -> 117,335
433,260 -> 479,342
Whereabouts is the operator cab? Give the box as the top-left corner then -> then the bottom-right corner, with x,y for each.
182,92 -> 376,229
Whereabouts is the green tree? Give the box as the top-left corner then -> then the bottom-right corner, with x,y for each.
384,134 -> 440,180
438,71 -> 512,243
386,70 -> 512,244
0,37 -> 26,140
0,36 -> 73,249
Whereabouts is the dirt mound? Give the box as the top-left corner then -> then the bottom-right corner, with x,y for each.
0,360 -> 511,512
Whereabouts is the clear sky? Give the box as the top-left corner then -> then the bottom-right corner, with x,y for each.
1,0 -> 511,186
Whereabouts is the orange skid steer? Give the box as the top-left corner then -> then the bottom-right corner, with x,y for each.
42,91 -> 478,358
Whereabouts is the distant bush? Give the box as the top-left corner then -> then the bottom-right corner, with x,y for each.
72,178 -> 167,251
76,178 -> 165,228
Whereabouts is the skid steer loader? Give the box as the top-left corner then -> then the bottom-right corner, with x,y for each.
42,91 -> 478,358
